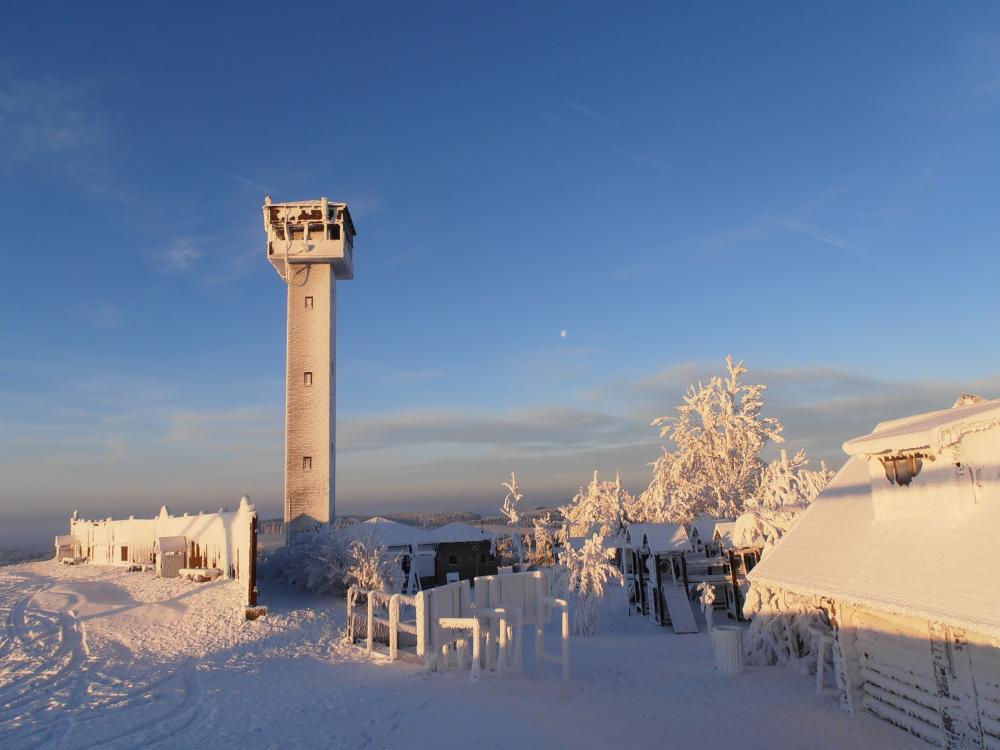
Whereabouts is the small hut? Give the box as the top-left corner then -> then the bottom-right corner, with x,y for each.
747,397 -> 1000,747
428,522 -> 498,585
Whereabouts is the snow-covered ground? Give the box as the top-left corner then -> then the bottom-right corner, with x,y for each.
1,561 -> 926,750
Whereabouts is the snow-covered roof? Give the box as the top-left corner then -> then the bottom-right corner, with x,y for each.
478,524 -> 534,537
342,517 -> 434,547
748,453 -> 1000,638
712,522 -> 736,544
843,397 -> 1000,457
690,517 -> 736,542
157,536 -> 187,552
623,523 -> 689,553
428,522 -> 495,544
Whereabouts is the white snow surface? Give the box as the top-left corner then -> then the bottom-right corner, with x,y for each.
0,560 -> 926,749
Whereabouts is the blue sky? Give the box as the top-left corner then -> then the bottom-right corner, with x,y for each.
2,3 -> 1000,548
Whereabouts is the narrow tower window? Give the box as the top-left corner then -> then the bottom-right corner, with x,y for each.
304,296 -> 314,309
303,372 -> 313,386
302,456 -> 312,470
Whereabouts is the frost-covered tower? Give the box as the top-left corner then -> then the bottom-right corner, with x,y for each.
263,197 -> 356,538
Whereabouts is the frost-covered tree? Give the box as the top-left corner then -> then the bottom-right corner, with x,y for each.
732,449 -> 834,554
265,524 -> 350,594
345,533 -> 403,593
499,472 -> 525,567
642,356 -> 785,525
530,514 -> 556,566
500,472 -> 523,526
558,533 -> 623,636
561,470 -> 639,537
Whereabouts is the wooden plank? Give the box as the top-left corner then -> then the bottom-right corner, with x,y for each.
861,665 -> 938,708
863,694 -> 944,747
863,680 -> 943,728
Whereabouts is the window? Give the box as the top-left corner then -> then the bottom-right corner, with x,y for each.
448,555 -> 458,565
328,224 -> 341,241
121,545 -> 129,562
302,456 -> 312,470
303,372 -> 313,386
304,296 -> 314,309
880,453 -> 926,486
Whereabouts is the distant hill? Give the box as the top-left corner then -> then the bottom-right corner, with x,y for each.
0,549 -> 50,567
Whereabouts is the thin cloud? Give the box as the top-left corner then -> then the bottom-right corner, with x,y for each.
0,74 -> 104,159
564,100 -> 604,123
154,237 -> 205,272
611,147 -> 674,174
207,164 -> 272,193
767,216 -> 868,260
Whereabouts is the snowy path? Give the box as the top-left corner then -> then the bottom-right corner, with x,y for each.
0,561 -> 929,749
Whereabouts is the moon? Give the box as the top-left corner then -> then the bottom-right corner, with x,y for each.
560,330 -> 568,338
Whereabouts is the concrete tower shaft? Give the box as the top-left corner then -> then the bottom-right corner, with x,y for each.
263,197 -> 356,538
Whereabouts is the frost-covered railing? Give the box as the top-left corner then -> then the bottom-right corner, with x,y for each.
347,587 -> 421,663
347,581 -> 520,678
473,570 -> 571,680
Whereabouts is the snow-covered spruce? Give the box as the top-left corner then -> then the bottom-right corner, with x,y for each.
558,533 -> 622,636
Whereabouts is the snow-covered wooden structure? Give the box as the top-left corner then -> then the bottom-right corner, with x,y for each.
747,397 -> 1000,748
618,523 -> 696,632
688,517 -> 736,556
66,497 -> 259,603
263,197 -> 357,539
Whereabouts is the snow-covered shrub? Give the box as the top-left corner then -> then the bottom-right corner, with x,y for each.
263,525 -> 350,594
345,533 -> 402,594
558,533 -> 622,636
743,583 -> 834,671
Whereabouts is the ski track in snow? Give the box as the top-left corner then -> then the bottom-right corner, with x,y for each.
0,568 -> 221,750
0,561 -> 930,750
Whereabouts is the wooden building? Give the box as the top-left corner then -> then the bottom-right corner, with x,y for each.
428,522 -> 498,585
748,397 -> 1000,748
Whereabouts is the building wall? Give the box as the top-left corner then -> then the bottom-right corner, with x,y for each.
285,263 -> 335,535
433,541 -> 497,586
68,500 -> 257,585
749,582 -> 1000,748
